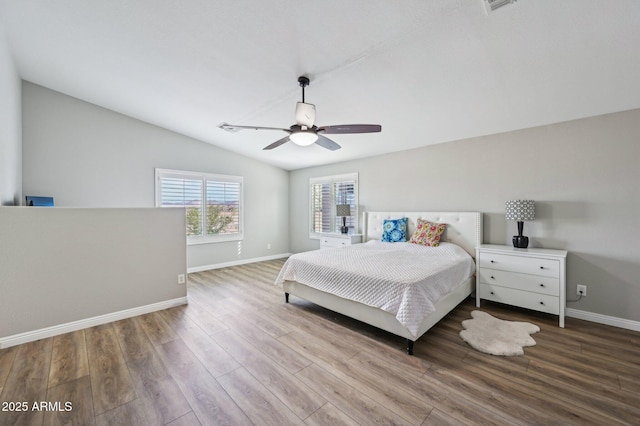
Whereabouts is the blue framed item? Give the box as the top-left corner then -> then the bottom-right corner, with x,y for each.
25,196 -> 54,207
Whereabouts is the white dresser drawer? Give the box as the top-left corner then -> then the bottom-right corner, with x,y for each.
478,268 -> 560,296
480,283 -> 560,315
476,244 -> 567,327
479,252 -> 559,278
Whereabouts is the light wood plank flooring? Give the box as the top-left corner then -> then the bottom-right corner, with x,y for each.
1,259 -> 639,425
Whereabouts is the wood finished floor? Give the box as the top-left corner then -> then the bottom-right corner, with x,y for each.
1,259 -> 639,425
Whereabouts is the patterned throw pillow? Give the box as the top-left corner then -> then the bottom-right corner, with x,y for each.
382,217 -> 408,242
409,219 -> 447,246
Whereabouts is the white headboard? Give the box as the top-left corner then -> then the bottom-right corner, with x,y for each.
363,211 -> 483,258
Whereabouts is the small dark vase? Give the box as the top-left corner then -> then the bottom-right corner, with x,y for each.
512,221 -> 529,248
512,235 -> 529,248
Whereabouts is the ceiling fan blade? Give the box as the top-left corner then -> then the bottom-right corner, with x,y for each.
218,122 -> 290,133
263,135 -> 291,150
314,135 -> 341,151
318,124 -> 382,134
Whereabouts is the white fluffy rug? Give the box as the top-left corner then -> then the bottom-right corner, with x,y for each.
459,310 -> 540,356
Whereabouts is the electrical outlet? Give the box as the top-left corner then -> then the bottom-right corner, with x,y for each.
177,274 -> 186,285
577,284 -> 587,297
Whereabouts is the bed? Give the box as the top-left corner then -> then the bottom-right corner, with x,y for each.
277,211 -> 483,354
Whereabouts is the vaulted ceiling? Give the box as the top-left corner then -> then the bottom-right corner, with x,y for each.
1,0 -> 639,170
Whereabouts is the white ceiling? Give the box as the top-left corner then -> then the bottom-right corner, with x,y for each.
1,0 -> 639,170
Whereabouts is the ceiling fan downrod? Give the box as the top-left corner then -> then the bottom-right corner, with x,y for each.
298,76 -> 310,103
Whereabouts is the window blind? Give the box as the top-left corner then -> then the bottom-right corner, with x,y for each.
156,169 -> 243,243
205,179 -> 241,236
310,173 -> 358,235
158,176 -> 203,237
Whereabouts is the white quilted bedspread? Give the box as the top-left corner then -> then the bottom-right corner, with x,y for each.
275,240 -> 475,338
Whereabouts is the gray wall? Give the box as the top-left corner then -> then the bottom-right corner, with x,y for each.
22,82 -> 289,270
0,207 -> 186,341
289,110 -> 640,323
17,78 -> 640,324
0,24 -> 21,205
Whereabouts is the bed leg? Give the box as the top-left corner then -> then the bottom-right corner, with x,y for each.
285,292 -> 289,303
407,339 -> 414,355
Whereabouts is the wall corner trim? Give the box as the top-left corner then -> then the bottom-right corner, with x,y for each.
0,297 -> 188,349
566,308 -> 640,332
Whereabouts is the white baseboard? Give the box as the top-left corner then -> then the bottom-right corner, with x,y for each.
0,297 -> 188,349
566,308 -> 640,332
187,253 -> 291,273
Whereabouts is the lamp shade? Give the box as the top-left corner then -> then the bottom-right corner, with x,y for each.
505,200 -> 535,221
336,204 -> 351,217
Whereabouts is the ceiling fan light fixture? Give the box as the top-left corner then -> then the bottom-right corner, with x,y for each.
222,75 -> 381,151
289,131 -> 318,146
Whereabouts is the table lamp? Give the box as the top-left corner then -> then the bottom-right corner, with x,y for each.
336,204 -> 351,234
505,200 -> 535,248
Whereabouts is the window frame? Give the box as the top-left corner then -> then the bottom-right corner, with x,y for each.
155,168 -> 244,245
309,172 -> 359,239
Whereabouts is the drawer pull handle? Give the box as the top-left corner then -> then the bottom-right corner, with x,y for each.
540,266 -> 544,269
490,291 -> 495,295
491,276 -> 495,280
539,301 -> 545,305
490,260 -> 495,263
539,283 -> 545,287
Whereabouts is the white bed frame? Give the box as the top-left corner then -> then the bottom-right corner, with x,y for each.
283,211 -> 483,354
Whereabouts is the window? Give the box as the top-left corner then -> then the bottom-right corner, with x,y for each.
310,173 -> 358,237
155,169 -> 243,244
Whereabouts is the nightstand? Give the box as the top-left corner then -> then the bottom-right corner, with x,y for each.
319,233 -> 362,249
476,244 -> 567,327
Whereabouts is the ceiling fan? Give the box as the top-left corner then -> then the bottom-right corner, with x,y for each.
218,76 -> 381,151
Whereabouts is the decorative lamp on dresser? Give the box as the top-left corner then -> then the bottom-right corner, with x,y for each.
476,244 -> 568,327
319,233 -> 362,249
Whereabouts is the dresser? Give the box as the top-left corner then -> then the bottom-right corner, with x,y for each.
319,233 -> 362,249
476,244 -> 567,327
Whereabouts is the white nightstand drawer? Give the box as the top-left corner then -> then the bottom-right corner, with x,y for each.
480,284 -> 560,315
321,236 -> 349,248
478,268 -> 560,296
479,252 -> 559,278
319,234 -> 362,249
